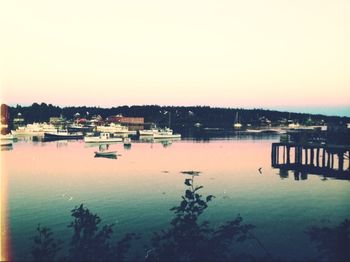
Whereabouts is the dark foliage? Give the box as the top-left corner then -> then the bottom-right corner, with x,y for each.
31,178 -> 273,262
145,176 -> 269,262
5,103 -> 350,129
306,219 -> 350,262
31,225 -> 62,262
31,204 -> 137,262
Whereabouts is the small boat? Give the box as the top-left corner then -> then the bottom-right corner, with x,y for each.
44,131 -> 83,140
94,151 -> 117,159
138,128 -> 159,136
153,128 -> 181,139
84,133 -> 123,143
0,134 -> 16,140
233,112 -> 242,129
123,137 -> 132,146
1,141 -> 13,151
68,124 -> 94,132
96,123 -> 129,134
245,129 -> 262,133
12,123 -> 57,135
1,141 -> 13,147
288,123 -> 300,129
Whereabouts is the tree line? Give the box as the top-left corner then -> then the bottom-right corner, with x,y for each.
2,103 -> 350,128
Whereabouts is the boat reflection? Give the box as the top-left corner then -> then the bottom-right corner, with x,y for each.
56,140 -> 68,148
84,141 -> 121,148
1,142 -> 13,151
139,136 -> 181,147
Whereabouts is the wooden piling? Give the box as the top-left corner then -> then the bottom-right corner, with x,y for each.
305,148 -> 308,165
338,152 -> 344,171
322,148 -> 326,168
286,146 -> 290,164
271,142 -> 350,178
310,148 -> 314,166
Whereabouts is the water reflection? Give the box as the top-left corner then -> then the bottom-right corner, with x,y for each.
278,169 -> 289,179
1,143 -> 13,151
84,142 -> 121,148
30,178 -> 272,262
5,137 -> 349,261
31,205 -> 137,262
56,140 -> 68,148
145,176 -> 268,262
306,219 -> 350,262
138,136 -> 181,148
276,167 -> 350,181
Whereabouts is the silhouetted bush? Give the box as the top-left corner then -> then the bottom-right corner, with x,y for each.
31,225 -> 62,261
31,178 -> 276,261
145,176 -> 270,262
306,219 -> 350,262
31,205 -> 137,261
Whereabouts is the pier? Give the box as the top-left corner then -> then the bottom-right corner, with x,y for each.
271,142 -> 350,179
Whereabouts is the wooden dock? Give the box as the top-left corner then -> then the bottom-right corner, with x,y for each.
271,142 -> 350,178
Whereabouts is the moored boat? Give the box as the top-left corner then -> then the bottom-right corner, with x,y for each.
233,112 -> 242,129
138,128 -> 159,136
153,128 -> 181,139
0,134 -> 16,140
1,141 -> 13,147
12,123 -> 57,135
96,123 -> 129,134
94,151 -> 117,158
123,137 -> 132,147
44,131 -> 83,140
84,133 -> 123,143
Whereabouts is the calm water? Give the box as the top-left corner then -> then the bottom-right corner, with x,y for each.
1,135 -> 349,261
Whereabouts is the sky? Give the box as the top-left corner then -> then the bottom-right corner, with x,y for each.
1,0 -> 350,116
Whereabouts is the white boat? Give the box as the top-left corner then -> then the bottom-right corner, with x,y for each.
96,123 -> 129,134
246,128 -> 286,134
245,129 -> 262,133
68,124 -> 93,132
153,128 -> 181,139
233,112 -> 242,129
138,128 -> 159,136
84,133 -> 123,143
11,123 -> 57,135
288,123 -> 300,129
0,134 -> 16,140
123,137 -> 132,146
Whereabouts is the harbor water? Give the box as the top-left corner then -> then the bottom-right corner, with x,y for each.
1,134 -> 349,261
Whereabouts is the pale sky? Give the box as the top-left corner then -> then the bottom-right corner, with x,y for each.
1,0 -> 350,115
